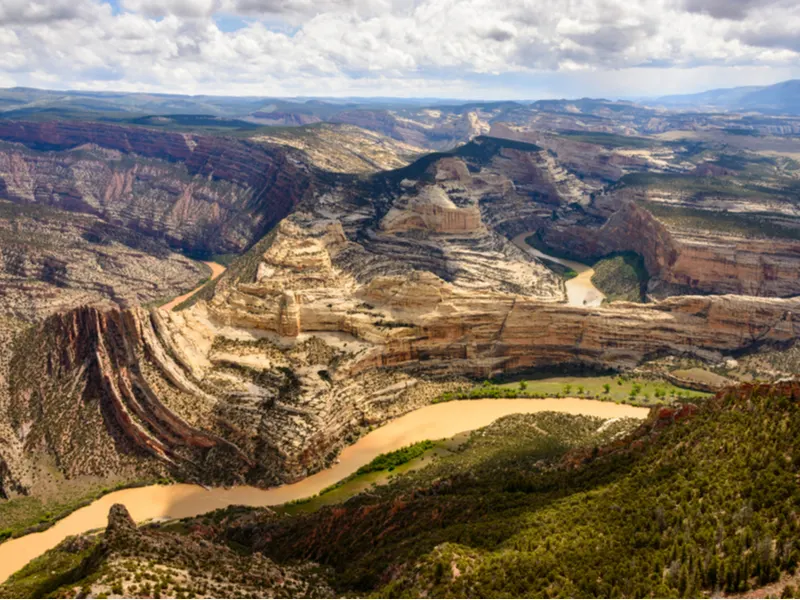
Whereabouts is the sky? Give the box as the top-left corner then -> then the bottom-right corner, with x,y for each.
1,0 -> 799,100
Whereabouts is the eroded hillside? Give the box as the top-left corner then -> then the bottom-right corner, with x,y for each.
0,121 -> 314,319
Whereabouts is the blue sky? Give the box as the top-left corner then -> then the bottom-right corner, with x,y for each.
0,0 -> 798,99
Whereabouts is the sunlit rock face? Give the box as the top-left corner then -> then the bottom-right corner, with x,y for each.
537,189 -> 800,299
0,121 -> 316,319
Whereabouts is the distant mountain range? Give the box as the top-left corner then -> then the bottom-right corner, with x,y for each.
653,79 -> 800,115
0,87 -> 472,119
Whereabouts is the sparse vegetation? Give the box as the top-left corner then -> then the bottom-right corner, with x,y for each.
432,375 -> 708,406
591,252 -> 649,303
354,441 -> 436,476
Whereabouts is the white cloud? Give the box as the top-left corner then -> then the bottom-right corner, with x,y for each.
0,0 -> 798,98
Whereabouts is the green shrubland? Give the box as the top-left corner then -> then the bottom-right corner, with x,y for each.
251,387 -> 800,598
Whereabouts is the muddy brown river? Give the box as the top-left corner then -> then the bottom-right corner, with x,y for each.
512,232 -> 605,307
159,261 -> 226,312
0,398 -> 647,583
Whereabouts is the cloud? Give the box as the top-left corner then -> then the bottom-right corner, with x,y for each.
122,0 -> 222,18
681,0 -> 797,20
0,0 -> 100,24
681,0 -> 763,19
0,0 -> 797,98
484,26 -> 515,42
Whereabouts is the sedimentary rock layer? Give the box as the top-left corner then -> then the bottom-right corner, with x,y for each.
2,134 -> 799,497
0,121 -> 313,254
538,193 -> 800,298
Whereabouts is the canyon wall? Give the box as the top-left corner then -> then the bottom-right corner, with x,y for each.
4,277 -> 797,494
0,121 -> 313,254
537,193 -> 800,298
5,200 -> 797,494
0,121 -> 318,319
2,133 -> 800,497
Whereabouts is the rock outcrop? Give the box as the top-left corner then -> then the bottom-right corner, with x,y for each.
5,212 -> 797,493
251,123 -> 424,174
3,135 -> 800,494
0,202 -> 210,320
2,133 -> 799,500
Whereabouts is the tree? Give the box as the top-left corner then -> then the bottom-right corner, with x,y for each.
519,381 -> 528,391
603,383 -> 611,394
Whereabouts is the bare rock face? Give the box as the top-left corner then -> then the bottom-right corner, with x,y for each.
304,140 -> 567,300
0,121 -> 315,320
536,190 -> 800,298
661,231 -> 800,297
488,123 -> 683,185
381,185 -> 484,234
0,121 -> 313,255
329,109 -> 487,150
0,202 -> 209,320
537,197 -> 680,281
5,209 -> 797,491
251,123 -> 425,174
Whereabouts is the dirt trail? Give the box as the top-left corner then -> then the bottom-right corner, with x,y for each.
160,261 -> 226,311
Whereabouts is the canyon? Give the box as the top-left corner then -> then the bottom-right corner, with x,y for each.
0,108 -> 799,597
0,121 -> 313,255
1,133 -> 798,504
0,121 -> 314,319
0,397 -> 648,585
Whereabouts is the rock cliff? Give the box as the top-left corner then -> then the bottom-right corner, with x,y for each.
0,121 -> 313,254
0,202 -> 210,320
0,121 -> 317,320
4,210 -> 797,494
537,189 -> 800,298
